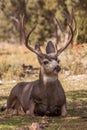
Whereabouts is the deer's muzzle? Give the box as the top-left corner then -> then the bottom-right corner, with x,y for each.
54,66 -> 61,72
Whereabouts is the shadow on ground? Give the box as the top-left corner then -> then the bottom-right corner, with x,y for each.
0,89 -> 87,130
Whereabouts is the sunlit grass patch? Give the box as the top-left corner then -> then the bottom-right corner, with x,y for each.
0,44 -> 39,80
0,115 -> 43,130
0,43 -> 87,80
0,115 -> 30,130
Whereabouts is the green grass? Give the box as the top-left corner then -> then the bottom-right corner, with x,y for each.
0,115 -> 41,130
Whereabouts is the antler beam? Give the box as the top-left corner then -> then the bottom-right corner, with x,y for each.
55,10 -> 76,56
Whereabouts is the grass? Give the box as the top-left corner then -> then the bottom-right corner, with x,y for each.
0,43 -> 39,80
0,78 -> 87,130
0,43 -> 87,80
0,43 -> 87,130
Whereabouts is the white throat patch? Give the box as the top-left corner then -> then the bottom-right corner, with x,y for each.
43,75 -> 58,84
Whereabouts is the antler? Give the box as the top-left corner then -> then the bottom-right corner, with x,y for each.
17,11 -> 76,58
17,15 -> 54,59
55,10 -> 76,56
57,24 -> 73,55
18,15 -> 44,58
20,16 -> 42,57
64,9 -> 76,34
54,23 -> 59,54
25,25 -> 43,58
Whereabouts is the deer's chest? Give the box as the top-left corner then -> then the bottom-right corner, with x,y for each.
33,83 -> 59,102
33,83 -> 65,115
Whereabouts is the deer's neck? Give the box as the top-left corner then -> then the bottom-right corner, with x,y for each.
39,67 -> 58,86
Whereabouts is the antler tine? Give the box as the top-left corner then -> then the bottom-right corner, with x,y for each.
54,23 -> 59,53
57,22 -> 73,56
20,16 -> 44,58
56,10 -> 76,55
64,9 -> 76,33
53,17 -> 62,55
25,26 -> 44,58
55,17 -> 65,33
54,17 -> 69,55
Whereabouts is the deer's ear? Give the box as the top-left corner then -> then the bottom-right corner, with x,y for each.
35,44 -> 41,52
46,41 -> 55,54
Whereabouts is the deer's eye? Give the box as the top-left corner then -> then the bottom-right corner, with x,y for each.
43,60 -> 49,65
57,59 -> 60,63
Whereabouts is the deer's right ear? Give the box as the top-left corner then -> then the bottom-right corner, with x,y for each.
46,41 -> 55,54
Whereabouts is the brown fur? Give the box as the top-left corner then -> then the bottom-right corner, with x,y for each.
6,42 -> 67,116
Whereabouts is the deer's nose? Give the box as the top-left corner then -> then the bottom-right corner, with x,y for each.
54,66 -> 61,72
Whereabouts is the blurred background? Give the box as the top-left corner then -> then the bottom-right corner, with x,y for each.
0,0 -> 87,81
0,1 -> 87,129
0,0 -> 87,44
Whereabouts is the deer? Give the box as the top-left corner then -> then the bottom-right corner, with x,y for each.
4,11 -> 76,117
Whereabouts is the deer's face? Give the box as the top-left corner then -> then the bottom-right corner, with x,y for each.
40,56 -> 61,76
37,41 -> 61,76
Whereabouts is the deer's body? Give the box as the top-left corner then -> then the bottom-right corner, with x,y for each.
7,71 -> 66,116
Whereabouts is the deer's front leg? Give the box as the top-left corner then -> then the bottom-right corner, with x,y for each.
61,104 -> 67,117
26,100 -> 35,116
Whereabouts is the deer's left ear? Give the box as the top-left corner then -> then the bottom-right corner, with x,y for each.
46,41 -> 55,54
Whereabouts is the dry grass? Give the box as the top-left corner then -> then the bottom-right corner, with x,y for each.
0,43 -> 39,80
0,43 -> 87,81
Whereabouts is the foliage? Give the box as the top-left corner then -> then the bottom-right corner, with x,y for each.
0,0 -> 87,44
76,11 -> 87,43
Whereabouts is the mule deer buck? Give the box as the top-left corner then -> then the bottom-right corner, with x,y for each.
5,12 -> 76,117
